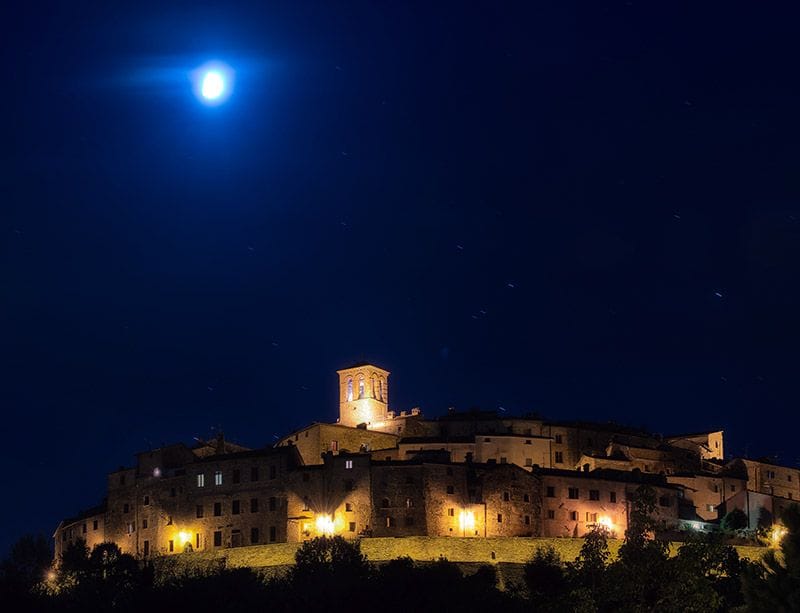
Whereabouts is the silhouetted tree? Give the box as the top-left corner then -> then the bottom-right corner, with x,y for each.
523,545 -> 567,609
742,503 -> 800,612
721,508 -> 748,533
0,533 -> 51,611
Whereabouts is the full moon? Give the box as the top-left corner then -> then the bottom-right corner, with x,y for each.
191,61 -> 234,106
201,71 -> 225,100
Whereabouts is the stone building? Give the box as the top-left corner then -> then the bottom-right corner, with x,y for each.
54,361 -> 798,559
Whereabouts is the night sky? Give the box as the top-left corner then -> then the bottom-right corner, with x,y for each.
3,1 -> 800,555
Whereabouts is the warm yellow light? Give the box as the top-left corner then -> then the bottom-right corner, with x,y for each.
597,516 -> 614,531
46,570 -> 56,582
315,514 -> 335,536
177,531 -> 192,546
770,525 -> 788,547
458,510 -> 476,532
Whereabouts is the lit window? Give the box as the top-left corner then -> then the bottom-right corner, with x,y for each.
197,474 -> 205,488
358,376 -> 365,399
345,460 -> 353,469
215,471 -> 223,486
346,377 -> 353,401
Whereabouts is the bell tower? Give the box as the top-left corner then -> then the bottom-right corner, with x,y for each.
337,363 -> 390,428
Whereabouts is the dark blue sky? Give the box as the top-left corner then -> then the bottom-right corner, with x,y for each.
3,1 -> 800,555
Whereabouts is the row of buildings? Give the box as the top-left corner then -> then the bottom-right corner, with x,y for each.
55,363 -> 797,559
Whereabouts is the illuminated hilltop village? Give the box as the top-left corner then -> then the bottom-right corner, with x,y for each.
55,362 -> 796,559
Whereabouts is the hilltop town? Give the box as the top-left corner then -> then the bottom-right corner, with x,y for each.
55,362 -> 793,558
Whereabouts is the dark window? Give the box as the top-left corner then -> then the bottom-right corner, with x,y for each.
230,531 -> 241,550
547,510 -> 555,520
586,438 -> 593,446
448,508 -> 455,517
62,532 -> 66,542
250,498 -> 259,513
81,523 -> 86,534
500,457 -> 508,464
269,465 -> 277,480
497,514 -> 503,523
170,487 -> 176,498
269,526 -> 277,542
349,522 -> 356,532
555,451 -> 564,464
233,469 -> 241,484
345,479 -> 354,491
446,467 -> 453,476
302,473 -> 310,482
166,515 -> 173,525
503,492 -> 510,501
232,500 -> 241,515
250,528 -> 259,544
523,493 -> 530,502
381,498 -> 390,508
405,517 -> 414,527
589,489 -> 600,501
555,434 -> 563,444
214,502 -> 222,517
484,438 -> 491,442
610,492 -> 617,503
345,502 -> 353,512
123,503 -> 130,513
142,519 -> 148,529
525,439 -> 532,445
568,487 -> 579,499
570,511 -> 578,521
196,533 -> 200,549
213,531 -> 222,547
143,540 -> 150,556
143,495 -> 150,506
251,466 -> 259,481
269,497 -> 276,511
446,485 -> 454,494
405,476 -> 414,484
524,515 -> 530,525
93,520 -> 98,530
168,540 -> 174,553
196,505 -> 204,518
546,486 -> 555,497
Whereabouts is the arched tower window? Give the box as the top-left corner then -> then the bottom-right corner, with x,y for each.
379,378 -> 385,402
358,375 -> 365,399
346,378 -> 353,402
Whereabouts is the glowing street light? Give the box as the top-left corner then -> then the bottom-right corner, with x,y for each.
315,514 -> 335,536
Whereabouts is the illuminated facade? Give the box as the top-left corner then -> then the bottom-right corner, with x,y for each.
54,361 -> 798,559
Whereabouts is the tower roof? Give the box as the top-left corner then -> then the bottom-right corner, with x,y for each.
336,362 -> 390,375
